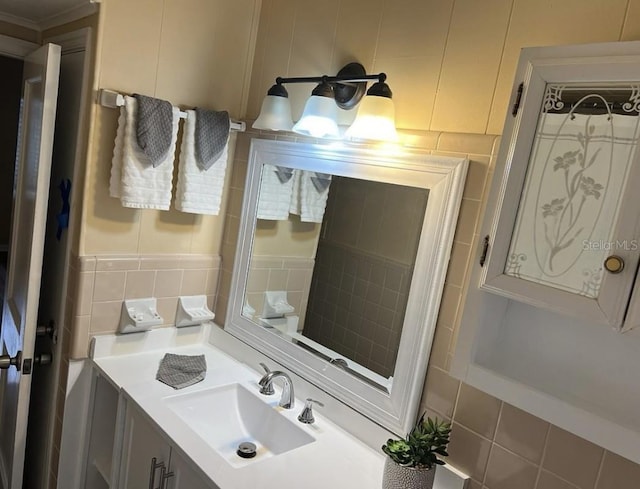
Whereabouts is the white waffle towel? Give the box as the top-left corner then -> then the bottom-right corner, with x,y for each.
256,164 -> 295,220
109,96 -> 179,210
175,110 -> 228,215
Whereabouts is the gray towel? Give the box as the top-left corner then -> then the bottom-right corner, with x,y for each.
133,94 -> 174,168
275,166 -> 294,183
156,353 -> 207,389
311,172 -> 331,192
195,108 -> 230,171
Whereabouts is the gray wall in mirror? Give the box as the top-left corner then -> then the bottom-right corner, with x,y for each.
304,177 -> 429,378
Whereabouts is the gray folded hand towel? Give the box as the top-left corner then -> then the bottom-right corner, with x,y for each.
133,94 -> 174,167
195,108 -> 230,171
156,353 -> 207,389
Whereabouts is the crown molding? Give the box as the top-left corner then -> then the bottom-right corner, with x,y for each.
38,2 -> 98,31
0,33 -> 38,58
0,11 -> 39,31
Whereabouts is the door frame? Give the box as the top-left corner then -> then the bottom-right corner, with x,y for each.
0,26 -> 93,488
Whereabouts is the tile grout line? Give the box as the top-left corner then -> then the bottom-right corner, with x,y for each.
592,450 -> 606,489
533,424 -> 552,489
479,400 -> 505,488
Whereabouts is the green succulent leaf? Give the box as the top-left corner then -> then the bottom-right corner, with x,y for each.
381,414 -> 451,468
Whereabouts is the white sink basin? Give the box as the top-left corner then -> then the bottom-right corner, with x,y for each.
165,383 -> 315,466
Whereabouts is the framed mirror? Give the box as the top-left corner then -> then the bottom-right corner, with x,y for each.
225,139 -> 467,434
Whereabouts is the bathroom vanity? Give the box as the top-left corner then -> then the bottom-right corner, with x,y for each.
79,324 -> 468,489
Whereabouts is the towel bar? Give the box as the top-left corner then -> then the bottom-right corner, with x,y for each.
98,88 -> 246,132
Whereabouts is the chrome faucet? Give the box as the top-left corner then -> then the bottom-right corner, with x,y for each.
258,366 -> 295,409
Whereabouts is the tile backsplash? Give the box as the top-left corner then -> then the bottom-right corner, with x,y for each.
66,253 -> 220,358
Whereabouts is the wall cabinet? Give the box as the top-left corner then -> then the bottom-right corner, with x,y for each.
452,41 -> 640,466
479,42 -> 640,332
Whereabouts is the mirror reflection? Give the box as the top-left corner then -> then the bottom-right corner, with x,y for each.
242,164 -> 429,390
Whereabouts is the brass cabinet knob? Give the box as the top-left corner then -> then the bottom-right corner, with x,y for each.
604,255 -> 625,274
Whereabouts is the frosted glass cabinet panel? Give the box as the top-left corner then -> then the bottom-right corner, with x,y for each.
480,43 -> 640,331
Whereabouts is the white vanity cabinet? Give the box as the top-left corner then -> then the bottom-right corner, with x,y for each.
118,404 -> 215,489
452,40 -> 640,466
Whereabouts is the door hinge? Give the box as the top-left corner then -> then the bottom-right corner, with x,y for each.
512,82 -> 524,116
479,235 -> 490,267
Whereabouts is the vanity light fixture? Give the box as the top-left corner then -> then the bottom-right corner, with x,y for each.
253,62 -> 398,141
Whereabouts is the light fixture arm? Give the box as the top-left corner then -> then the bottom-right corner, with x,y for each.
275,72 -> 386,86
271,62 -> 386,110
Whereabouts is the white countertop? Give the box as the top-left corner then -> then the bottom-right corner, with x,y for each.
91,325 -> 386,489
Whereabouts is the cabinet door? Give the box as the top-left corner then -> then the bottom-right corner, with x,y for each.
118,405 -> 172,489
480,42 -> 640,331
166,450 -> 218,489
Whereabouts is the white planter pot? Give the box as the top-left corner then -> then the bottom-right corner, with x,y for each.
382,458 -> 436,489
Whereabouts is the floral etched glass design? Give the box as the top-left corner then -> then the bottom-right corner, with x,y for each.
506,84 -> 640,298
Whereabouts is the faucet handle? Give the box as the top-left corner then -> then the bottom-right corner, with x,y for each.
297,398 -> 324,424
258,363 -> 275,395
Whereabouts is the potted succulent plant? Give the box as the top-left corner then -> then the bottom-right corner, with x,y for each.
381,414 -> 451,489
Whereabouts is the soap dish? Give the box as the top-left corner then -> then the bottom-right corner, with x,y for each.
119,298 -> 163,334
175,295 -> 215,328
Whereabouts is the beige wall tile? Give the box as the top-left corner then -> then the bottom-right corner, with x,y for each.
75,272 -> 95,317
486,0 -> 629,134
429,324 -> 453,370
431,0 -> 511,133
542,427 -> 604,489
422,367 -> 460,418
596,451 -> 640,489
78,256 -> 97,272
156,297 -> 179,326
454,383 -> 502,439
267,269 -> 289,290
437,133 -> 497,155
125,270 -> 156,299
437,284 -> 462,328
90,301 -> 122,334
495,403 -> 549,464
181,269 -> 209,296
537,470 -> 579,489
180,255 -> 220,269
206,269 -> 220,297
463,157 -> 490,202
447,423 -> 492,481
445,241 -> 470,287
140,256 -> 183,270
485,445 -> 538,489
93,272 -> 126,302
70,316 -> 90,359
454,199 -> 481,244
154,270 -> 183,298
95,256 -> 140,271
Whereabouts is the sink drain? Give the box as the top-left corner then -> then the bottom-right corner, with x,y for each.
236,441 -> 257,459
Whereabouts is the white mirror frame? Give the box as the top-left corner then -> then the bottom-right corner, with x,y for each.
225,139 -> 467,435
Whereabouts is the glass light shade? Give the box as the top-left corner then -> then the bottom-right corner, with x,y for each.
252,95 -> 294,131
292,95 -> 340,138
346,95 -> 398,142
